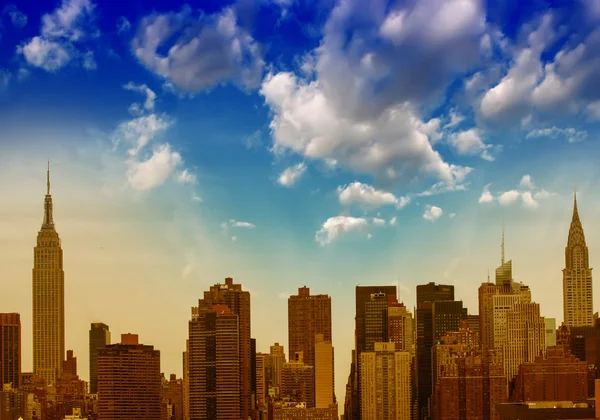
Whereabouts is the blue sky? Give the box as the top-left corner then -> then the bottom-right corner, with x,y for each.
1,0 -> 600,403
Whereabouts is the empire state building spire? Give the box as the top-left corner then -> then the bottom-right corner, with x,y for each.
563,185 -> 593,327
42,160 -> 54,230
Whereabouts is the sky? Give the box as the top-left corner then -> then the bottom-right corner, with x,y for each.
1,0 -> 600,404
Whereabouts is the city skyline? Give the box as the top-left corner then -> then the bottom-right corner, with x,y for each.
1,0 -> 600,409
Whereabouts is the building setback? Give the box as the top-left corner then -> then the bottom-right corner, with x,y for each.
97,334 -> 161,420
0,313 -> 21,389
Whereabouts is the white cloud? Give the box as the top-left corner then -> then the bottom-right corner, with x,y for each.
498,190 -> 521,205
82,50 -> 96,70
260,72 -> 471,186
18,37 -> 71,72
132,7 -> 264,93
277,163 -> 306,187
315,216 -> 369,246
123,82 -> 157,113
367,233 -> 373,240
372,217 -> 386,226
447,128 -> 490,158
17,0 -> 96,72
231,236 -> 237,242
519,174 -> 535,189
443,109 -> 465,129
113,114 -> 170,156
126,143 -> 182,191
521,191 -> 539,208
176,169 -> 196,184
390,216 -> 397,225
534,189 -> 553,200
229,219 -> 255,229
191,193 -> 203,203
478,184 -> 493,203
116,16 -> 131,34
526,127 -> 588,144
423,205 -> 443,222
449,212 -> 456,218
480,14 -> 553,121
337,182 -> 409,209
40,0 -> 95,41
3,4 -> 28,28
244,130 -> 262,150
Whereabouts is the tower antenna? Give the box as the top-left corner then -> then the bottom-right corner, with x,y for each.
47,160 -> 50,195
501,213 -> 505,265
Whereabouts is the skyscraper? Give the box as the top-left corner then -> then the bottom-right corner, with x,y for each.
0,313 -> 21,389
314,334 -> 334,410
563,189 -> 594,327
360,342 -> 411,420
282,351 -> 315,407
288,287 -> 332,367
89,323 -> 111,394
415,282 -> 454,419
97,334 -> 161,420
355,286 -> 397,355
364,293 -> 388,352
270,343 -> 286,391
32,163 -> 65,385
188,277 -> 251,420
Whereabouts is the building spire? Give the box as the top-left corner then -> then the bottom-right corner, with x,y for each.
501,213 -> 505,265
41,161 -> 54,230
47,160 -> 50,195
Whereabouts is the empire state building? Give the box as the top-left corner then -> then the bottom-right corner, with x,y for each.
563,189 -> 594,327
32,163 -> 65,384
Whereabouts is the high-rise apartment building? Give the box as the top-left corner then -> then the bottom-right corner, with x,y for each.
97,334 -> 161,420
162,374 -> 184,420
545,318 -> 557,348
62,350 -> 77,377
315,334 -> 334,410
270,343 -> 286,392
32,164 -> 65,385
89,323 -> 110,394
512,346 -> 588,402
0,313 -> 21,389
563,191 -> 594,327
288,287 -> 332,367
360,342 -> 411,420
183,340 -> 189,420
255,352 -> 270,410
282,352 -> 315,408
188,278 -> 251,420
416,282 -> 455,419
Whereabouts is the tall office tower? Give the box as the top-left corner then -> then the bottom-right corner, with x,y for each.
97,334 -> 161,420
32,163 -> 65,385
281,352 -> 315,408
270,343 -> 286,391
512,346 -> 588,402
488,292 -> 546,383
355,286 -> 397,355
188,277 -> 251,420
288,287 -> 332,367
89,323 -> 110,394
0,313 -> 21,388
183,340 -> 189,420
255,353 -> 270,410
415,282 -> 454,419
360,342 -> 411,420
315,334 -> 335,409
62,350 -> 77,377
563,190 -> 594,327
545,318 -> 557,348
251,338 -> 257,414
354,286 -> 397,420
365,293 -> 389,352
387,298 -> 413,354
432,301 -> 468,342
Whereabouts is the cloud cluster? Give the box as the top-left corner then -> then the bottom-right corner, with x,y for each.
315,216 -> 369,246
526,127 -> 588,144
423,205 -> 443,222
221,218 -> 256,242
123,82 -> 157,115
132,6 -> 264,93
478,175 -> 554,209
337,182 -> 410,209
3,4 -> 27,28
18,0 -> 97,72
